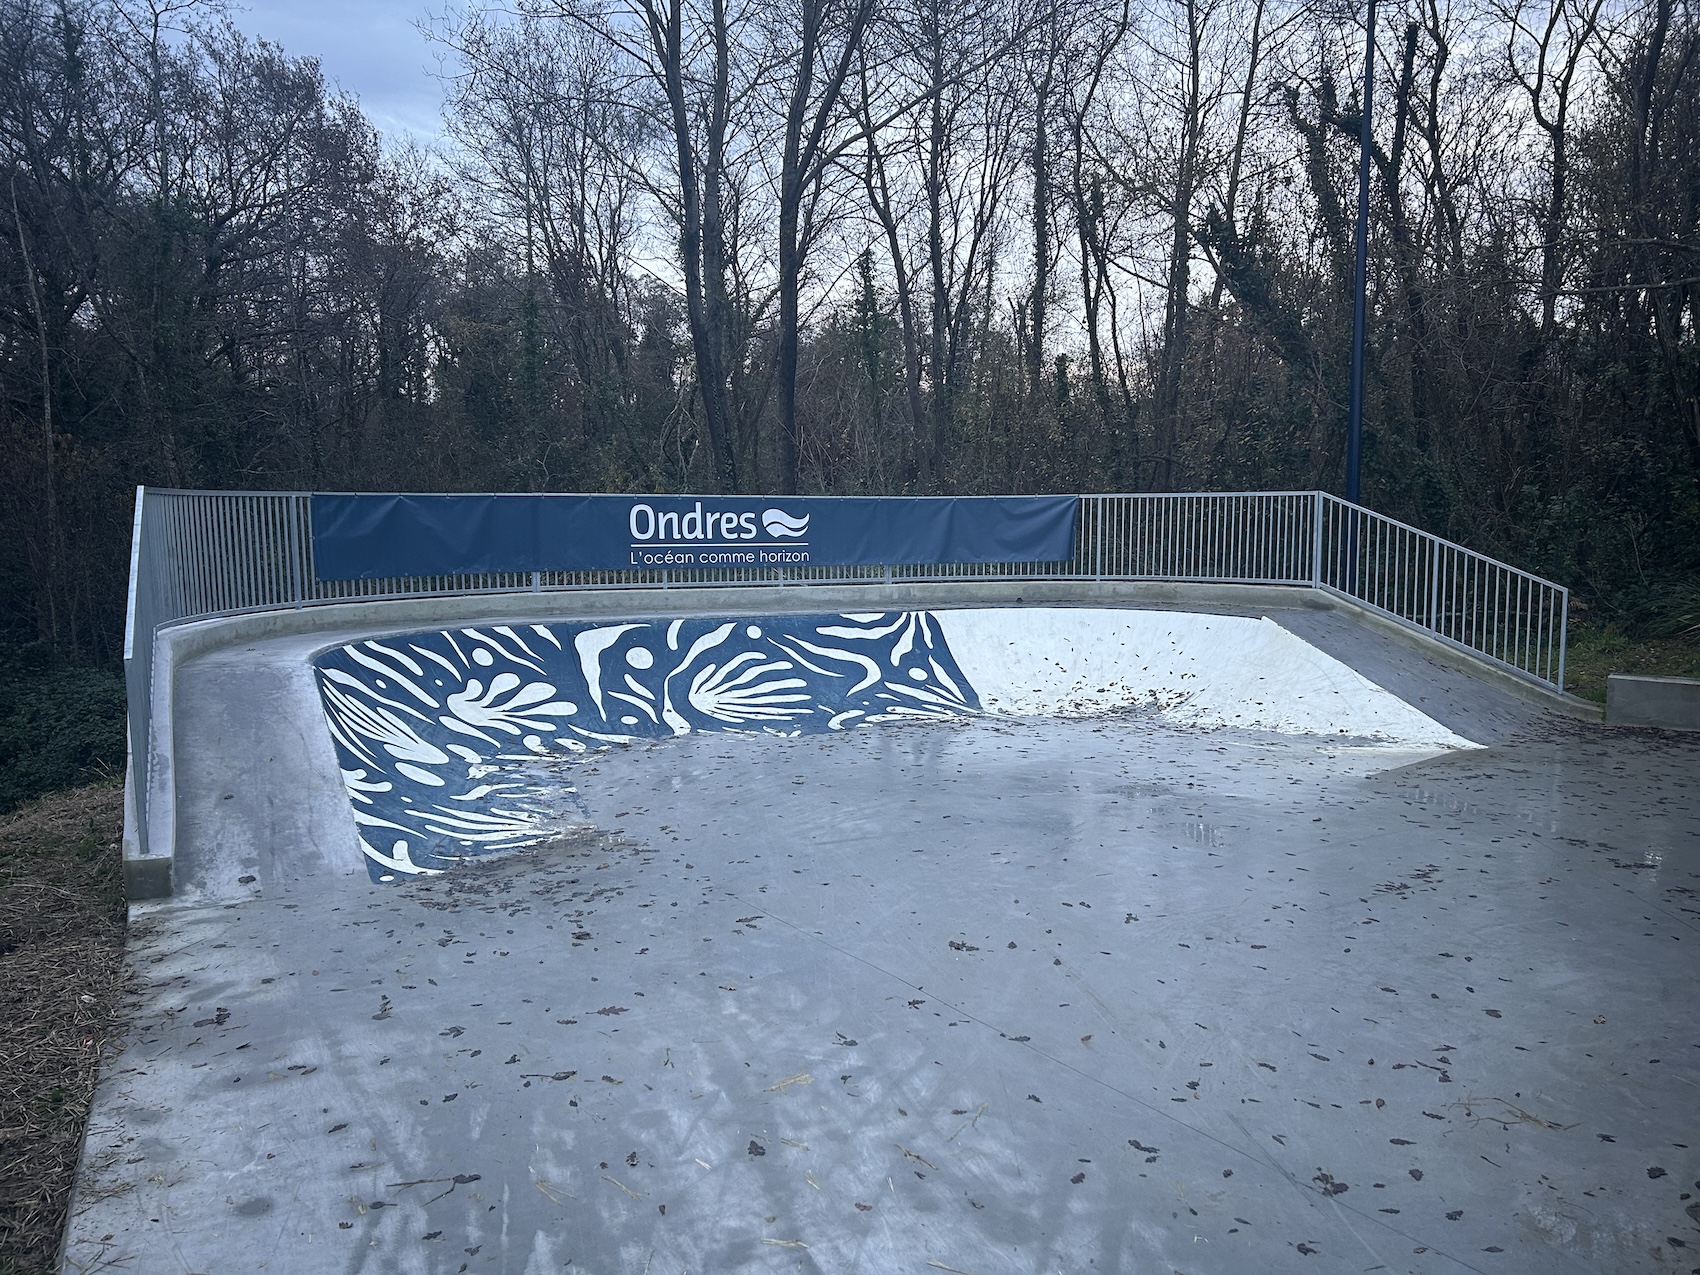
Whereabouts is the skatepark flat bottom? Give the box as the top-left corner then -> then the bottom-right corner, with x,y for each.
67,708 -> 1699,1274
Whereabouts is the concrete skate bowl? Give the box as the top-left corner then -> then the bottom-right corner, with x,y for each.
87,489 -> 1700,1273
314,606 -> 1475,882
69,587 -> 1700,1275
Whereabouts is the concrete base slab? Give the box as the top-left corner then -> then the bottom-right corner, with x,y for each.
67,609 -> 1700,1274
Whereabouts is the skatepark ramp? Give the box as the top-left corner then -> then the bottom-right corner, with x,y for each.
121,489 -> 1573,897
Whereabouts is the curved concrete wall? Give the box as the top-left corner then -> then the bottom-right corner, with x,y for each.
126,579 -> 1581,900
311,606 -> 1472,883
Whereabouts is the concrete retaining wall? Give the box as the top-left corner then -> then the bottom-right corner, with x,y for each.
1607,673 -> 1700,731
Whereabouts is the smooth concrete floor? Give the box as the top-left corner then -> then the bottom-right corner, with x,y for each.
65,624 -> 1699,1275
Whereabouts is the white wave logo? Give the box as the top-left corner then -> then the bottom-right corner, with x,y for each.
763,508 -> 809,538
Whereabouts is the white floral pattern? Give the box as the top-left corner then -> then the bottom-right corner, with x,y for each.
314,613 -> 980,880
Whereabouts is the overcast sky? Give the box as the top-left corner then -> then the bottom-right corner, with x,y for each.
229,0 -> 449,145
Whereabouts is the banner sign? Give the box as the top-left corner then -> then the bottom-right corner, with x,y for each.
309,493 -> 1079,580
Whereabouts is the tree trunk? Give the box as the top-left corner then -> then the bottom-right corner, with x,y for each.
1152,0 -> 1204,491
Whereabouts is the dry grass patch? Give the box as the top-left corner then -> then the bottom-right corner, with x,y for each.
0,783 -> 128,1275
1564,627 -> 1700,702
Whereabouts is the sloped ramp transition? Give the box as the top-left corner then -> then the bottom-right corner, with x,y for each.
315,607 -> 1473,880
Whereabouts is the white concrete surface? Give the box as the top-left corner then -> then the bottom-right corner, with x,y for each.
941,609 -> 1477,748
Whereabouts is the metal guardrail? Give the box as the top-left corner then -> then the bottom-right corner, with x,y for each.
123,487 -> 1568,861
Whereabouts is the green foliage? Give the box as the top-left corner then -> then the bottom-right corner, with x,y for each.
0,645 -> 127,814
1562,624 -> 1700,702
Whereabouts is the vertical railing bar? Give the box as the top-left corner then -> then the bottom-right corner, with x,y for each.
1256,492 -> 1264,579
1166,496 -> 1174,579
1158,496 -> 1167,579
1193,495 -> 1202,580
1536,580 -> 1546,678
1410,529 -> 1420,622
272,496 -> 290,604
244,498 -> 260,608
1191,494 -> 1201,580
1310,493 -> 1322,588
1497,567 -> 1507,666
226,496 -> 243,609
1536,585 -> 1545,682
1260,493 -> 1269,579
240,496 -> 259,608
256,497 -> 273,606
1251,495 -> 1261,580
1556,587 -> 1569,692
1389,524 -> 1398,615
1497,567 -> 1508,665
1394,524 -> 1404,617
1209,496 -> 1218,579
209,496 -> 228,612
280,495 -> 295,602
1426,534 -> 1439,634
271,496 -> 288,603
1519,575 -> 1528,672
1208,495 -> 1218,579
1149,496 -> 1162,581
1240,494 -> 1248,580
1391,522 -> 1400,615
197,496 -> 214,613
1230,494 -> 1237,579
1160,495 -> 1170,579
1509,571 -> 1523,669
1495,567 -> 1505,666
187,497 -> 206,615
1230,495 -> 1238,579
1489,567 -> 1502,669
1514,575 -> 1526,673
1225,494 -> 1235,579
1484,561 -> 1494,660
1461,553 -> 1471,650
1383,519 -> 1392,612
222,496 -> 240,610
1381,518 -> 1392,611
1171,495 -> 1178,579
294,494 -> 311,603
1237,494 -> 1247,579
259,497 -> 275,606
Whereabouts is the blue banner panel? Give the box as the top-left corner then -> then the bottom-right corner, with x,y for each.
309,494 -> 1079,580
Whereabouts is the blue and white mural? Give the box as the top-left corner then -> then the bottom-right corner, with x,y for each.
313,612 -> 980,880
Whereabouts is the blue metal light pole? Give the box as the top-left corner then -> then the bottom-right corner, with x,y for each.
1346,0 -> 1375,508
1342,0 -> 1375,595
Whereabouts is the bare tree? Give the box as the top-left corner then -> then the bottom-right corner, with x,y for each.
1501,0 -> 1607,336
770,0 -> 877,492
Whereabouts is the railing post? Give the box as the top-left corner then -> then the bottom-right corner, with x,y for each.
1309,492 -> 1323,588
1093,497 -> 1104,581
1427,535 -> 1440,633
123,485 -> 148,860
1557,587 -> 1569,693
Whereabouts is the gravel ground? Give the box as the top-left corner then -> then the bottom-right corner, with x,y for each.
0,783 -> 128,1275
